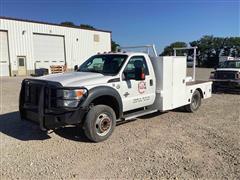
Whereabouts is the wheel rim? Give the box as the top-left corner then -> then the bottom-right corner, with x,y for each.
95,113 -> 112,136
192,94 -> 200,110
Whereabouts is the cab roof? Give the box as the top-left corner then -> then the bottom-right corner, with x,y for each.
96,52 -> 149,56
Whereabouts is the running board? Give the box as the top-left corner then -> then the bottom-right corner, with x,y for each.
121,109 -> 158,121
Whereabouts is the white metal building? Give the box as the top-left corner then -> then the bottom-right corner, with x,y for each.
0,17 -> 111,76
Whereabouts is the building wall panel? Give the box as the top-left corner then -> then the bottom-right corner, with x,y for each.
0,31 -> 10,76
0,18 -> 111,76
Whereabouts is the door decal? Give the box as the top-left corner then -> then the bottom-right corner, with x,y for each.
138,81 -> 146,94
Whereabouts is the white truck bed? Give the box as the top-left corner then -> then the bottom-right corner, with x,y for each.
186,80 -> 212,101
151,56 -> 212,111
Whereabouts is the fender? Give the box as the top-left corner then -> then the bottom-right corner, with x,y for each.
81,86 -> 123,118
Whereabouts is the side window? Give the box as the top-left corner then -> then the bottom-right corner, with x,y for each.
123,56 -> 149,79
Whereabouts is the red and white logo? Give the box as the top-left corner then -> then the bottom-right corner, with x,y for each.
138,81 -> 146,94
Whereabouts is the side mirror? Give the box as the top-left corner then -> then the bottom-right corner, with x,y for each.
74,65 -> 78,71
122,73 -> 126,80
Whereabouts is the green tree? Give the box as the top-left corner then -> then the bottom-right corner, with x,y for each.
60,21 -> 76,27
160,42 -> 188,56
190,36 -> 240,67
79,24 -> 96,30
190,36 -> 225,67
111,40 -> 120,52
230,48 -> 238,57
221,46 -> 231,56
161,36 -> 240,67
225,37 -> 240,57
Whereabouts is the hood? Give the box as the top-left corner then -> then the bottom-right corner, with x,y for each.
216,68 -> 240,72
34,72 -> 112,86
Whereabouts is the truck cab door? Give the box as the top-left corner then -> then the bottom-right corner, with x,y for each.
120,56 -> 155,112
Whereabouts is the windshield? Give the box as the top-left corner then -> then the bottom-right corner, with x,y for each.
219,61 -> 240,69
78,54 -> 128,75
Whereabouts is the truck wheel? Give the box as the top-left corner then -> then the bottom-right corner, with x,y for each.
185,90 -> 202,112
83,105 -> 116,142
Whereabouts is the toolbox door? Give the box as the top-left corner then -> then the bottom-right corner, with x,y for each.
172,57 -> 188,108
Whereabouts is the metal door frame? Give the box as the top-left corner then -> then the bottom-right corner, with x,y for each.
0,30 -> 11,76
17,56 -> 27,75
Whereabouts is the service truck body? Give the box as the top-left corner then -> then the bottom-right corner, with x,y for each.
20,47 -> 212,142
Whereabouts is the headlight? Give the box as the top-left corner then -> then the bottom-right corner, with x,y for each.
56,88 -> 87,108
209,71 -> 215,79
60,89 -> 87,99
237,72 -> 240,79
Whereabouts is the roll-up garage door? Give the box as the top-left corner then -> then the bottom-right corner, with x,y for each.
33,34 -> 65,70
0,31 -> 10,76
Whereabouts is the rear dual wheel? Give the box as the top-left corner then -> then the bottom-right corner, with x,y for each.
83,105 -> 116,142
185,90 -> 202,112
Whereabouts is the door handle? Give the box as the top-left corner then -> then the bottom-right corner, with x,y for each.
150,79 -> 153,86
123,92 -> 130,97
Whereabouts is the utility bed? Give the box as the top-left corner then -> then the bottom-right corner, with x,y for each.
151,56 -> 212,111
186,80 -> 211,86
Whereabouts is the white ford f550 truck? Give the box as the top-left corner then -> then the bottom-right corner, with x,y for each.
20,45 -> 212,142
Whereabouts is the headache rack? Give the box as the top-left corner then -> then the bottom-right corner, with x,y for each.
173,46 -> 198,81
117,44 -> 158,57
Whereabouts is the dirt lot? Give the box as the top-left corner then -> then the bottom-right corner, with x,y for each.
0,68 -> 240,179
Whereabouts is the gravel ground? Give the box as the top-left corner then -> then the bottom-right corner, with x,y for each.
0,68 -> 240,179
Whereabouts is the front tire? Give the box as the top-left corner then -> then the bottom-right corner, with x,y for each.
83,105 -> 116,142
185,90 -> 202,112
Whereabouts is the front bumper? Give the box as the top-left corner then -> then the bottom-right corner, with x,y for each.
19,79 -> 88,130
22,107 -> 87,130
211,79 -> 240,91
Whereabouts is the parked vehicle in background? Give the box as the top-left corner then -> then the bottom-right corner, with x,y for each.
210,59 -> 240,92
19,45 -> 212,142
219,56 -> 240,65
